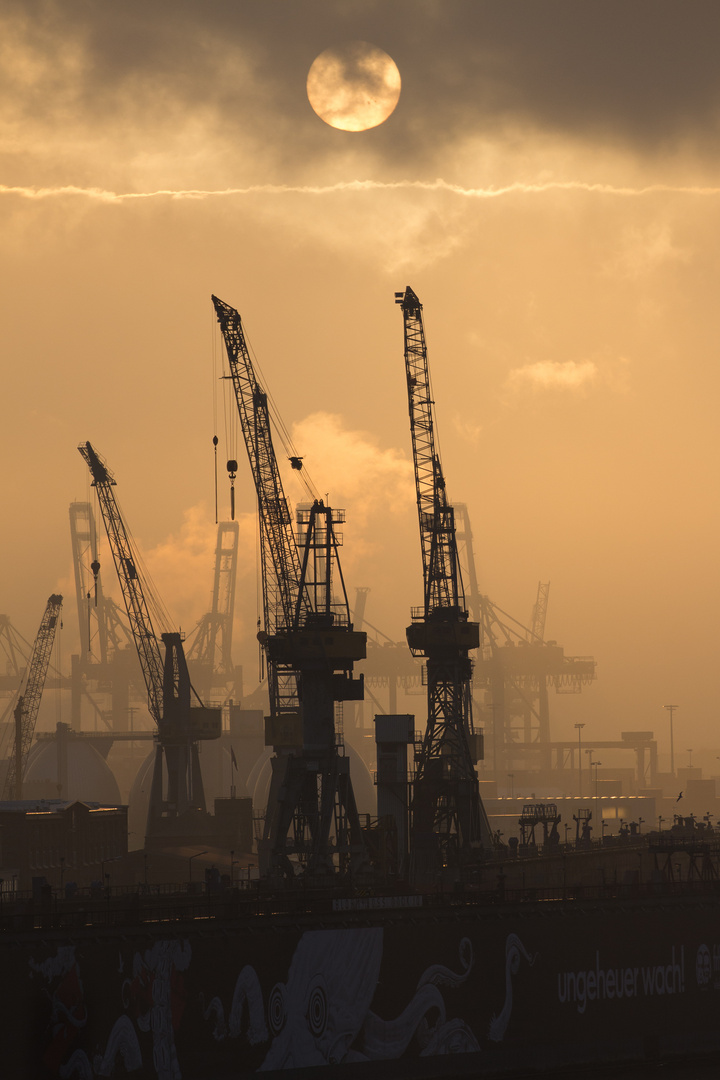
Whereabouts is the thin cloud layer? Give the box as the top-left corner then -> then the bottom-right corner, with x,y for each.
506,359 -> 598,392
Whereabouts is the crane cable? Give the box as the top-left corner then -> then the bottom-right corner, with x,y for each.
238,322 -> 319,504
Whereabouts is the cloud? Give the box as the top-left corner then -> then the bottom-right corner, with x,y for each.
606,222 -> 691,279
506,359 -> 598,392
289,412 -> 413,524
4,179 -> 720,204
452,416 -> 483,445
3,0 -> 720,197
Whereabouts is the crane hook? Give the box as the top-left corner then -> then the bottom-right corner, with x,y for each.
91,559 -> 100,606
227,459 -> 238,520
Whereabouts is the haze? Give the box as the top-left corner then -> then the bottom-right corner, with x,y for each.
1,1 -> 719,768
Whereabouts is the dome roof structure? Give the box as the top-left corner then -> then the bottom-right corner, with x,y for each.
24,728 -> 121,804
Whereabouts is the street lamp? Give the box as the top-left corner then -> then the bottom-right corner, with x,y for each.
574,723 -> 585,796
189,850 -> 208,883
100,855 -> 121,892
664,705 -> 678,777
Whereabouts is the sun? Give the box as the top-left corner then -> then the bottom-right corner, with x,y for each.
307,41 -> 401,132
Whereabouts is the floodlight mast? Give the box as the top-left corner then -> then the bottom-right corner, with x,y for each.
396,286 -> 492,882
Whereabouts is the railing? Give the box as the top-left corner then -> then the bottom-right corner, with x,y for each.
2,873 -> 720,935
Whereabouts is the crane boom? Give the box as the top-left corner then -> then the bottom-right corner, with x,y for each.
396,286 -> 492,878
400,287 -> 463,615
78,442 -> 165,728
213,296 -> 367,880
211,297 -> 310,639
3,594 -> 63,800
79,441 -> 220,839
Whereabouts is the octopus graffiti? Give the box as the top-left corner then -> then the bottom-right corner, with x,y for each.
28,926 -> 534,1077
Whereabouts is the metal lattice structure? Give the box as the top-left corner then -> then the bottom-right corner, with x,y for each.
396,286 -> 492,876
79,442 -> 220,838
185,520 -> 240,699
3,594 -> 62,800
211,296 -> 308,719
69,501 -> 136,666
213,296 -> 367,880
78,443 -> 165,726
530,582 -> 550,645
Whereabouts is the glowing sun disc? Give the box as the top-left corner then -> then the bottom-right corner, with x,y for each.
307,41 -> 401,132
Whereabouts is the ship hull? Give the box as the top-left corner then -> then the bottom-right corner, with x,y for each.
4,889 -> 720,1078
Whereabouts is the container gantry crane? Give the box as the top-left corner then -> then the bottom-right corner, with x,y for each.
185,520 -> 240,701
455,502 -> 595,773
212,296 -> 367,881
79,442 -> 221,844
69,501 -> 136,667
396,286 -> 492,879
2,594 -> 62,800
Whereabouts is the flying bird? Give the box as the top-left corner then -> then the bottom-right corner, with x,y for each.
676,791 -> 684,802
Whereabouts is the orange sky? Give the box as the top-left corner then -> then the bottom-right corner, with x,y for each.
1,1 -> 719,763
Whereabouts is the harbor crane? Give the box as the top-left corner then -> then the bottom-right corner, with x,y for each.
455,503 -> 595,773
79,442 -> 221,844
212,296 -> 367,880
395,286 -> 493,879
185,520 -> 241,701
69,501 -> 136,667
2,594 -> 63,800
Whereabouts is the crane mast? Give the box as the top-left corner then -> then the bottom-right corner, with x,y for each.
213,296 -> 367,881
396,286 -> 492,879
3,594 -> 62,800
79,442 -> 220,842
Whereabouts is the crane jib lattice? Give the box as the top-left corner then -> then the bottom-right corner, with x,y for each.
3,594 -> 63,799
78,442 -> 165,727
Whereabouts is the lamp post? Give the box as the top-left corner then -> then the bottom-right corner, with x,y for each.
593,760 -> 602,835
100,855 -> 121,893
189,850 -> 208,884
664,705 -> 678,777
574,723 -> 585,796
584,747 -> 594,797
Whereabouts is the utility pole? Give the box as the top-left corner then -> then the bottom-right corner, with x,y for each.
664,705 -> 678,777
